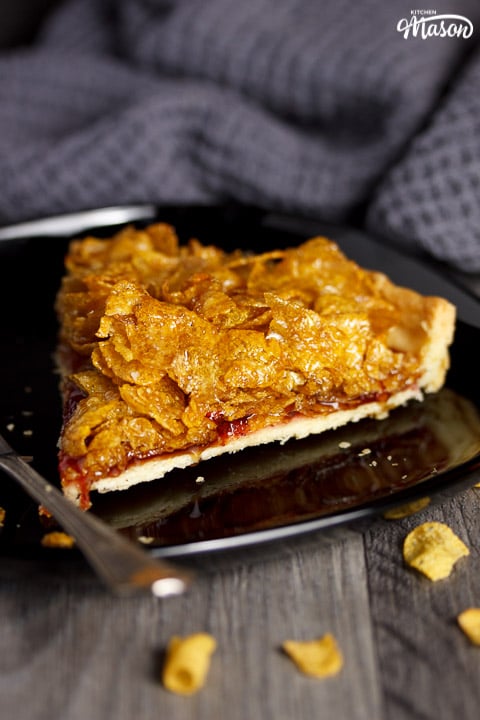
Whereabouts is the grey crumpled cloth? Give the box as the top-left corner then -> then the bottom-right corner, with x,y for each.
1,0 -> 480,271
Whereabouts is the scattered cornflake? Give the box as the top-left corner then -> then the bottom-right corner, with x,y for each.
338,441 -> 351,449
457,608 -> 480,645
22,429 -> 33,437
195,475 -> 205,484
357,448 -> 371,457
383,497 -> 431,520
369,460 -> 378,468
6,423 -> 14,432
282,634 -> 343,679
401,474 -> 408,480
38,504 -> 53,520
387,455 -> 392,461
403,521 -> 469,581
162,633 -> 217,695
0,507 -> 6,527
41,531 -> 76,549
137,535 -> 154,544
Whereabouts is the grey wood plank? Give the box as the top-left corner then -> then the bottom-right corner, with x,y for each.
0,528 -> 383,720
364,486 -> 480,720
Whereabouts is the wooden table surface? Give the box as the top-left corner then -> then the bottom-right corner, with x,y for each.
1,482 -> 480,720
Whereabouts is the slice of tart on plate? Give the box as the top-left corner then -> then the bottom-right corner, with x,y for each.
54,222 -> 455,509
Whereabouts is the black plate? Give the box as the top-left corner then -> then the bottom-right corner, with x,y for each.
1,204 -> 479,562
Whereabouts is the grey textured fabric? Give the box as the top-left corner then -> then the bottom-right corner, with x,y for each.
367,43 -> 480,271
1,0 -> 479,270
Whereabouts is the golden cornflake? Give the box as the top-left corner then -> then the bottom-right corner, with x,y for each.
41,531 -> 76,549
162,633 -> 217,695
403,521 -> 469,581
383,497 -> 430,520
282,634 -> 343,678
457,608 -> 480,645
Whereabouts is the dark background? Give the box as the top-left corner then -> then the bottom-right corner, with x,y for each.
0,0 -> 60,48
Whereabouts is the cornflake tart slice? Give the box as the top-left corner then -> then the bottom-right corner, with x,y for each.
55,223 -> 456,509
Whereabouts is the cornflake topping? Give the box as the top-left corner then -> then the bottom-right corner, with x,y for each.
282,634 -> 344,678
41,531 -> 76,549
162,633 -> 217,695
402,521 -> 469,581
457,608 -> 480,645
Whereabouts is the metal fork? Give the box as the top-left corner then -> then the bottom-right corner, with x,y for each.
0,434 -> 192,597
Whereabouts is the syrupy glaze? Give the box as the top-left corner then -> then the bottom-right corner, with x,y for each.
206,411 -> 254,442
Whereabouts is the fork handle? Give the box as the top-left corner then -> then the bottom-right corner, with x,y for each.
0,450 -> 192,597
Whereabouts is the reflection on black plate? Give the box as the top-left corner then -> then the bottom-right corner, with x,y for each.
0,205 -> 479,561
